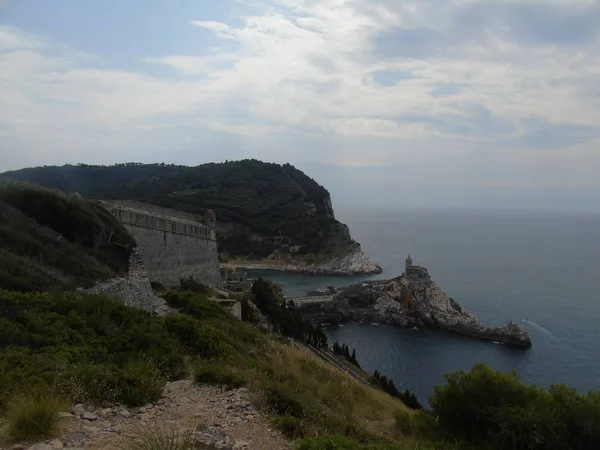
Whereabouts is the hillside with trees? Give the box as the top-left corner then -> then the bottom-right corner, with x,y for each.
0,183 -> 135,292
0,160 -> 357,261
0,181 -> 598,449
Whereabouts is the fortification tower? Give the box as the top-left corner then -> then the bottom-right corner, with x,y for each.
406,254 -> 413,268
204,209 -> 216,230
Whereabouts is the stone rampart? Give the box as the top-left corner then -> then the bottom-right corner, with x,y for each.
83,250 -> 171,315
101,201 -> 221,287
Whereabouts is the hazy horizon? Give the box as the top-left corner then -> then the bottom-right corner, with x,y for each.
1,1 -> 599,211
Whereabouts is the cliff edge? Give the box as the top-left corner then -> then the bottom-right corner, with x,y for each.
318,257 -> 531,348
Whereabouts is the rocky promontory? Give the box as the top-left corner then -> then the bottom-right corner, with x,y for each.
305,257 -> 531,348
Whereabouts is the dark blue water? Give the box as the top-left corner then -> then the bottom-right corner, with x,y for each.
254,207 -> 600,405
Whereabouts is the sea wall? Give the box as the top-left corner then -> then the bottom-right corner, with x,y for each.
101,201 -> 221,287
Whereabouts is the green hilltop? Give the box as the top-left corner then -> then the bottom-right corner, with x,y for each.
0,160 -> 356,261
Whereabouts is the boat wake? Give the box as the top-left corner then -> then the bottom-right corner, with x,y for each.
523,319 -> 555,339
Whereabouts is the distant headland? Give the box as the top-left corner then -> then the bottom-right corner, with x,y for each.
0,160 -> 382,277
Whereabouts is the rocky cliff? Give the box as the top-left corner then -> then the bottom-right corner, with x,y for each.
311,245 -> 382,275
318,273 -> 532,348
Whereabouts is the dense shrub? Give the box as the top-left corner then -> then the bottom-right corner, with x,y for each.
178,277 -> 213,296
118,357 -> 166,406
393,410 -> 437,439
429,362 -> 600,450
270,415 -> 307,439
194,360 -> 246,389
264,382 -> 307,418
293,435 -> 409,450
164,314 -> 235,359
0,290 -> 184,406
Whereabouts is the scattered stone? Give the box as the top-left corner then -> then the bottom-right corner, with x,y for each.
81,411 -> 97,421
195,435 -> 216,447
48,439 -> 64,449
11,444 -> 25,450
58,412 -> 74,419
56,381 -> 290,450
98,408 -> 113,417
70,404 -> 85,417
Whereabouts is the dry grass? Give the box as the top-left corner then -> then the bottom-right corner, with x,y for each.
3,394 -> 64,442
117,422 -> 197,450
195,339 -> 409,443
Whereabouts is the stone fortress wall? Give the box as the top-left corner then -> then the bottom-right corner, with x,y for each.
83,249 -> 171,315
100,200 -> 221,287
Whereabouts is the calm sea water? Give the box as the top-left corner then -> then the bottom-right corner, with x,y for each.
252,207 -> 600,405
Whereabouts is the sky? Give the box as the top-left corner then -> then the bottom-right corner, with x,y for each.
0,0 -> 599,210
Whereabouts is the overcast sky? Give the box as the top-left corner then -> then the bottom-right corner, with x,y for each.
1,0 -> 599,210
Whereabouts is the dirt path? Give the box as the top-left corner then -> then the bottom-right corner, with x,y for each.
16,381 -> 291,450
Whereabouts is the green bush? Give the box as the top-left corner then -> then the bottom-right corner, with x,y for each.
179,277 -> 214,296
194,360 -> 246,389
293,435 -> 408,450
271,415 -> 307,439
119,357 -> 166,406
0,290 -> 184,407
4,394 -> 63,442
430,363 -> 600,450
393,410 -> 437,439
164,314 -> 235,359
264,382 -> 307,418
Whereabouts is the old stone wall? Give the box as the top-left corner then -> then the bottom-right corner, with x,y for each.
84,250 -> 170,315
101,201 -> 221,287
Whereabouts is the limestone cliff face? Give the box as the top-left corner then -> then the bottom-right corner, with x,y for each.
313,245 -> 382,275
321,275 -> 532,348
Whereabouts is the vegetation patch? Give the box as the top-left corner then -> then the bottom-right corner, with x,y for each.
116,422 -> 197,450
0,161 -> 357,259
4,394 -> 64,442
0,183 -> 134,292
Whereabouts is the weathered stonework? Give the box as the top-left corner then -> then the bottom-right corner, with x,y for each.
83,249 -> 171,315
101,201 -> 221,287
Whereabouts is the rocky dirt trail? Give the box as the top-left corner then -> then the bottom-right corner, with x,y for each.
8,381 -> 291,450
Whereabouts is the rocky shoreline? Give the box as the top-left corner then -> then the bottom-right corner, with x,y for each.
222,246 -> 383,276
296,259 -> 532,348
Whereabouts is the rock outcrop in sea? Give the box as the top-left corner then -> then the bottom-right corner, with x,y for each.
314,256 -> 531,348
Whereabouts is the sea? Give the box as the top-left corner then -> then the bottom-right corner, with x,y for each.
250,207 -> 600,406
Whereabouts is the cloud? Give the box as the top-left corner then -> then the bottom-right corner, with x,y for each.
0,0 -> 599,207
0,26 -> 44,51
